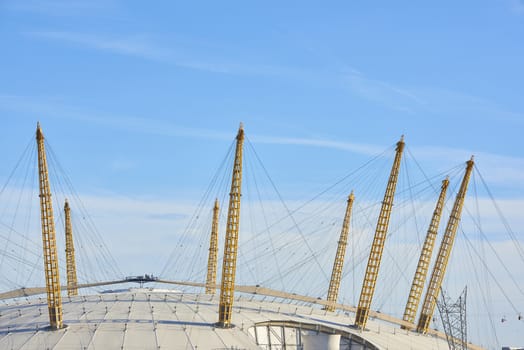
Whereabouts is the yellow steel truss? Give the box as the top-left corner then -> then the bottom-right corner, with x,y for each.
355,136 -> 404,329
417,157 -> 474,333
325,191 -> 355,312
206,199 -> 220,295
64,199 -> 78,297
36,123 -> 64,330
402,178 -> 449,328
218,124 -> 244,327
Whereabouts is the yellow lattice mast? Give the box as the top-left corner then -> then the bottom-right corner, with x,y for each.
417,157 -> 474,334
64,199 -> 78,297
206,198 -> 220,295
402,177 -> 449,329
36,122 -> 64,330
355,136 -> 404,329
217,123 -> 244,328
325,191 -> 355,312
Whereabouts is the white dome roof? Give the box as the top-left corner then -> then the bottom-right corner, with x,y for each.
0,288 -> 475,350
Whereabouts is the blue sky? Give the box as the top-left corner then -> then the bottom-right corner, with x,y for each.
1,1 -> 524,196
1,1 -> 524,347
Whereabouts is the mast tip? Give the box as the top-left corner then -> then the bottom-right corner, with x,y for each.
239,122 -> 244,130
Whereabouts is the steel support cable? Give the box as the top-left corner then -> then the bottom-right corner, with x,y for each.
20,145 -> 38,286
471,170 -> 497,341
244,198 -> 342,259
184,163 -> 228,280
11,141 -> 37,286
290,239 -> 335,294
45,141 -> 118,281
183,193 -> 216,282
0,139 -> 35,272
474,164 -> 524,263
242,156 -> 261,283
461,215 -> 524,298
235,214 -> 328,286
260,239 -> 332,290
326,199 -> 384,304
237,144 -> 394,241
246,143 -> 294,289
270,229 -> 337,292
191,212 -> 218,283
343,170 -> 457,307
367,169 -> 438,312
0,228 -> 42,260
0,259 -> 23,289
403,157 -> 422,247
368,162 -> 464,314
71,214 -> 100,282
46,146 -> 111,282
232,145 -> 393,275
45,141 -> 123,279
278,157 -> 410,288
245,138 -> 334,284
0,135 -> 34,198
0,224 -> 48,288
160,140 -> 235,278
460,229 -> 520,314
0,229 -> 44,283
48,144 -> 123,280
458,174 -> 524,298
1,249 -> 42,275
67,209 -> 103,282
406,147 -> 465,196
460,234 -> 500,347
63,210 -> 97,282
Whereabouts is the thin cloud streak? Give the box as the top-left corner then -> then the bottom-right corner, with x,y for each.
0,94 -> 232,141
342,70 -> 425,113
26,31 -> 524,126
2,94 -> 524,188
27,31 -> 171,61
25,31 -> 306,76
251,134 -> 384,156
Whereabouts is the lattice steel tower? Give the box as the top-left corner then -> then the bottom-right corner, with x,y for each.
64,199 -> 78,297
417,157 -> 474,333
325,191 -> 354,312
206,198 -> 220,295
402,178 -> 449,328
354,136 -> 404,329
36,122 -> 64,329
437,287 -> 468,350
218,123 -> 244,328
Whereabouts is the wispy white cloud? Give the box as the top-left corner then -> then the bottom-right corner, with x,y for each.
26,31 -> 231,74
409,145 -> 524,184
25,31 -> 524,128
0,94 -> 231,141
2,94 -> 524,190
340,70 -> 524,125
28,31 -> 172,62
251,134 -> 384,156
342,70 -> 425,113
25,31 -> 309,76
